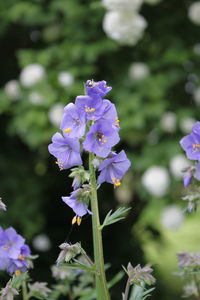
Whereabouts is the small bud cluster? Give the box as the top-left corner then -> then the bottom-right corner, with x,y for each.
48,80 -> 131,224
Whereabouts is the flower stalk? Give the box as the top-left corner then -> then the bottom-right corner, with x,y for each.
89,152 -> 110,300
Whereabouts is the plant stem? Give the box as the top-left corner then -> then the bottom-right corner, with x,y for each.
194,274 -> 200,300
89,152 -> 110,300
22,280 -> 29,300
123,278 -> 130,300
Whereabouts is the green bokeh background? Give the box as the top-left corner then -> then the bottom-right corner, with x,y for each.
0,0 -> 200,299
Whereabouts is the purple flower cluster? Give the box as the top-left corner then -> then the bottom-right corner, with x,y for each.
48,80 -> 131,223
0,227 -> 30,275
180,122 -> 200,186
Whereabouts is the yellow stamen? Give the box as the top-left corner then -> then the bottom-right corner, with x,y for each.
64,128 -> 71,133
112,178 -> 121,187
72,216 -> 77,225
15,270 -> 21,276
18,254 -> 25,260
77,217 -> 82,226
115,117 -> 120,127
85,106 -> 95,113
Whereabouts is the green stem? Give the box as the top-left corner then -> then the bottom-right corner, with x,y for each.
89,152 -> 110,300
22,281 -> 29,300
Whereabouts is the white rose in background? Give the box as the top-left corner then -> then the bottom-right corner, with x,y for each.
32,234 -> 51,252
48,103 -> 64,126
103,0 -> 143,11
29,92 -> 44,105
160,112 -> 176,133
188,2 -> 200,25
58,72 -> 74,87
194,87 -> 200,105
4,80 -> 21,100
142,166 -> 170,197
144,0 -> 161,5
129,62 -> 150,81
179,117 -> 196,134
169,154 -> 189,179
161,205 -> 184,230
20,63 -> 46,87
103,10 -> 147,46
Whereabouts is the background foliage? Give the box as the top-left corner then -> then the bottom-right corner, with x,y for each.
0,0 -> 200,299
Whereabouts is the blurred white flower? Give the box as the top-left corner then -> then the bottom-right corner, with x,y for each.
169,154 -> 189,179
179,117 -> 196,134
103,10 -> 147,46
32,234 -> 51,252
194,87 -> 200,105
194,43 -> 200,55
4,80 -> 21,100
20,64 -> 45,87
160,112 -> 176,133
29,92 -> 44,105
144,0 -> 161,4
161,205 -> 184,230
48,103 -> 64,126
102,0 -> 143,11
129,62 -> 150,81
188,2 -> 200,25
142,166 -> 170,197
58,72 -> 74,87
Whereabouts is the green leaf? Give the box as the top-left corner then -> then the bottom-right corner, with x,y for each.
100,207 -> 131,230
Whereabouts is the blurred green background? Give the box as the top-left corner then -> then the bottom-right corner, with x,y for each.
1,0 -> 200,299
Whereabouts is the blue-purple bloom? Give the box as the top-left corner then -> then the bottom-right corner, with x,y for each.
48,133 -> 82,170
99,100 -> 120,131
75,95 -> 105,121
83,120 -> 120,158
180,122 -> 200,160
85,80 -> 112,98
62,189 -> 92,225
0,227 -> 30,274
60,103 -> 86,138
98,150 -> 131,187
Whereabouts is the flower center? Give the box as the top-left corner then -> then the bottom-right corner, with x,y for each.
112,178 -> 121,187
96,132 -> 107,145
192,143 -> 200,152
64,128 -> 71,133
85,106 -> 95,113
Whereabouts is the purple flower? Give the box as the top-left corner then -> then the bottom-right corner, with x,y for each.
180,122 -> 200,160
60,103 -> 86,138
7,245 -> 31,274
83,120 -> 120,158
48,133 -> 82,170
75,95 -> 105,121
62,189 -> 92,225
98,150 -> 131,187
62,190 -> 92,218
85,80 -> 112,98
182,163 -> 200,187
99,100 -> 120,131
0,227 -> 25,261
0,227 -> 31,274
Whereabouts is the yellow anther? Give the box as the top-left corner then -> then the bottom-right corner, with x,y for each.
15,270 -> 21,276
64,128 -> 71,133
112,178 -> 121,187
115,117 -> 120,127
72,216 -> 77,225
103,139 -> 107,143
85,106 -> 95,113
18,254 -> 25,261
77,217 -> 82,226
